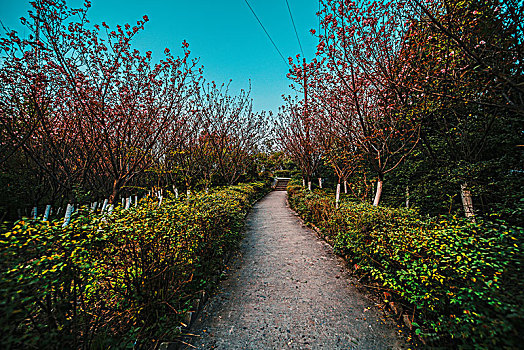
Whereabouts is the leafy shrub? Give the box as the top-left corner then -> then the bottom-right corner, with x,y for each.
273,169 -> 291,177
0,214 -> 106,349
286,177 -> 303,188
286,184 -> 303,197
0,182 -> 269,349
287,187 -> 523,348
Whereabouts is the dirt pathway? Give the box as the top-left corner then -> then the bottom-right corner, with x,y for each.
185,191 -> 405,349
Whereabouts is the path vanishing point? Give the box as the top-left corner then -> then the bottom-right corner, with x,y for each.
185,191 -> 406,349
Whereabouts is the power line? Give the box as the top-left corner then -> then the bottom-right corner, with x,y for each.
285,0 -> 304,59
243,0 -> 289,67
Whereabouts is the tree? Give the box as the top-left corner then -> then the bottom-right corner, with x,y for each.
395,0 -> 524,218
293,0 -> 421,205
196,81 -> 268,186
275,95 -> 322,190
1,0 -> 198,206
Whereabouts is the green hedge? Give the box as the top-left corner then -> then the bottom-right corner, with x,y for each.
0,181 -> 269,349
273,169 -> 291,177
288,187 -> 523,348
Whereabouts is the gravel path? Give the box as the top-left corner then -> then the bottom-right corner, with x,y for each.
185,191 -> 405,349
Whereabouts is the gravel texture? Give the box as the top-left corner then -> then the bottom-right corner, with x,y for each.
185,191 -> 406,349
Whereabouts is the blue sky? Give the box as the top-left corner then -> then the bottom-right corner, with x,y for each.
1,0 -> 320,114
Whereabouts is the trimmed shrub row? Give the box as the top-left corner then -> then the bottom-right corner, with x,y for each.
287,185 -> 523,348
0,181 -> 270,349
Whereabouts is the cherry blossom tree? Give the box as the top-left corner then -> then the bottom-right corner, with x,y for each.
196,81 -> 268,186
284,1 -> 420,205
1,0 -> 199,206
275,94 -> 323,191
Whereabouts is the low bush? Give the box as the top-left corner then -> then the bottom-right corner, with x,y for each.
273,169 -> 291,178
0,182 -> 269,349
288,187 -> 523,348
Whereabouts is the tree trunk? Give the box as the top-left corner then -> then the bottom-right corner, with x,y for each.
336,181 -> 341,209
101,199 -> 109,213
373,178 -> 383,207
460,182 -> 475,221
318,177 -> 322,188
109,179 -> 121,204
308,181 -> 312,191
344,180 -> 348,194
62,204 -> 74,227
44,204 -> 51,220
406,185 -> 410,208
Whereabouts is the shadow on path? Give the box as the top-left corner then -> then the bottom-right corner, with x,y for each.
185,191 -> 405,349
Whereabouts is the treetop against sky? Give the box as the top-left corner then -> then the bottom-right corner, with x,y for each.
0,0 -> 320,114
